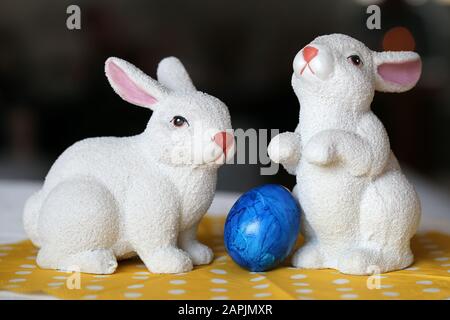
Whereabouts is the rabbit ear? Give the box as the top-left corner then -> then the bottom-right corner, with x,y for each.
157,57 -> 196,93
373,51 -> 422,93
105,57 -> 167,109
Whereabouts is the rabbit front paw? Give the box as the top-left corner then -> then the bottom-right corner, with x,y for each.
304,133 -> 336,166
337,248 -> 379,275
181,241 -> 213,265
268,132 -> 301,165
143,247 -> 193,274
291,243 -> 324,269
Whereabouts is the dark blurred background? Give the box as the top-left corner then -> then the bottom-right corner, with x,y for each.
0,0 -> 449,193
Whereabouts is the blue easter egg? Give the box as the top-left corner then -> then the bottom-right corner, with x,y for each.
224,184 -> 301,271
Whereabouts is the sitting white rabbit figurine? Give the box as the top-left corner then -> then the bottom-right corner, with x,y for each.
268,34 -> 422,275
23,56 -> 235,274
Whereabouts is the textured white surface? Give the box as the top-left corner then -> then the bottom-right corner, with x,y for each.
269,34 -> 424,275
0,180 -> 241,244
21,57 -> 234,275
0,179 -> 448,300
0,180 -> 239,300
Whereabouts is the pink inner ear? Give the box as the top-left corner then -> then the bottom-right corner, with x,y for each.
377,59 -> 421,87
106,60 -> 158,106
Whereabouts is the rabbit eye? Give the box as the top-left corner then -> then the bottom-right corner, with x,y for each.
347,55 -> 362,66
171,116 -> 189,127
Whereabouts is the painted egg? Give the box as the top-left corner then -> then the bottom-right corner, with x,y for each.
224,184 -> 301,271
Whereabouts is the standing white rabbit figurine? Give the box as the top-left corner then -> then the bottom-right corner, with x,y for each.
268,34 -> 422,275
23,56 -> 235,274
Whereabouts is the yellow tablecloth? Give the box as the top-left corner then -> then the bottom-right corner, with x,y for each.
1,216 -> 449,300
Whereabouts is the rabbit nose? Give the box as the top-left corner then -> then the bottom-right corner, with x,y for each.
213,132 -> 234,155
303,46 -> 318,63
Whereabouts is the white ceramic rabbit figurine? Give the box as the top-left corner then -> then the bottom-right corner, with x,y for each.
268,34 -> 422,275
23,56 -> 235,274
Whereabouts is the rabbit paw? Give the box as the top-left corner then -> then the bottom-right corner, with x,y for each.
181,241 -> 213,265
37,248 -> 118,275
337,249 -> 377,275
143,247 -> 193,274
268,132 -> 300,165
291,244 -> 324,269
304,133 -> 335,166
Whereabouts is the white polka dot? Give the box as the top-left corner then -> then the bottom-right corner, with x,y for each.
211,296 -> 229,300
405,267 -> 419,271
250,276 -> 266,282
82,295 -> 97,300
336,288 -> 353,292
20,264 -> 36,269
290,274 -> 307,280
175,273 -> 187,276
124,292 -> 142,298
0,246 -> 13,251
53,276 -> 67,280
9,278 -> 26,283
168,289 -> 186,295
0,253 -> 8,257
341,294 -> 358,299
132,276 -> 149,280
423,288 -> 440,293
416,280 -> 432,285
48,282 -> 64,287
333,279 -> 350,285
134,271 -> 150,275
293,282 -> 309,286
210,269 -> 227,275
383,291 -> 400,297
444,297 -> 450,300
127,284 -> 144,289
15,271 -> 32,275
254,293 -> 272,298
93,275 -> 109,278
296,289 -> 313,294
170,280 -> 186,285
380,284 -> 393,289
4,285 -> 19,289
434,257 -> 449,261
215,256 -> 228,262
253,284 -> 270,289
249,271 -> 266,274
86,285 -> 104,291
211,278 -> 228,284
441,263 -> 450,267
26,256 -> 36,260
297,296 -> 315,300
210,288 -> 228,292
